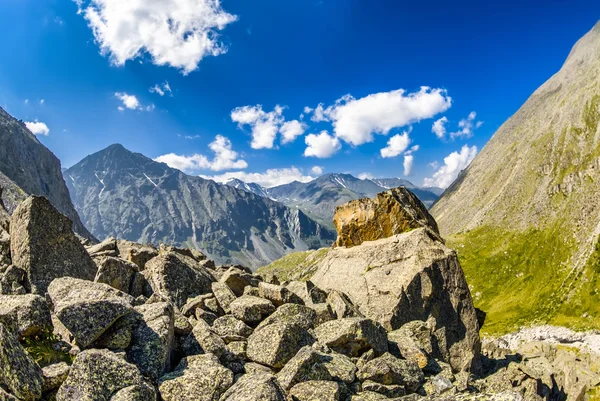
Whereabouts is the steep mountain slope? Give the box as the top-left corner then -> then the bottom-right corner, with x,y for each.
64,145 -> 335,269
266,173 -> 440,228
0,107 -> 93,239
431,21 -> 600,333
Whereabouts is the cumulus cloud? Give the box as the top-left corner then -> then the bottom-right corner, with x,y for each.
155,135 -> 247,172
115,92 -> 141,110
203,167 -> 314,188
40,99 -> 45,105
432,116 -> 448,139
311,166 -> 324,175
304,131 -> 341,158
380,131 -> 411,158
280,120 -> 307,144
231,105 -> 306,149
305,87 -> 451,146
149,81 -> 172,97
423,145 -> 478,188
358,172 -> 374,180
75,0 -> 237,74
403,155 -> 414,176
449,111 -> 482,139
25,121 -> 50,136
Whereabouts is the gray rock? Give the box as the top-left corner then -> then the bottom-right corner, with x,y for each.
432,375 -> 454,395
116,240 -> 158,270
227,341 -> 247,359
145,253 -> 214,308
244,362 -> 274,375
230,296 -> 275,324
0,387 -> 18,401
277,346 -> 357,390
56,348 -> 156,401
185,319 -> 228,358
213,316 -> 253,343
87,237 -> 118,258
219,373 -> 287,401
42,362 -> 70,393
0,322 -> 43,401
255,303 -> 317,332
109,383 -> 157,401
0,294 -> 52,337
196,308 -> 219,326
285,281 -> 328,306
10,196 -> 97,294
94,256 -> 138,293
127,302 -> 174,381
361,381 -> 406,398
94,311 -> 137,350
357,353 -> 424,393
0,265 -> 26,295
174,310 -> 193,335
310,303 -> 334,326
220,267 -> 260,296
288,380 -> 342,401
212,282 -> 237,314
247,322 -> 315,368
48,277 -> 134,347
311,228 -> 481,372
349,391 -> 388,401
181,294 -> 214,317
258,282 -> 303,306
243,286 -> 260,297
388,321 -> 434,370
0,229 -> 10,268
159,353 -> 234,401
326,290 -> 363,319
314,318 -> 388,357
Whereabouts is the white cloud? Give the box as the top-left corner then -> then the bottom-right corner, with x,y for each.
76,0 -> 237,74
155,135 -> 247,172
304,131 -> 341,158
358,172 -> 374,180
115,92 -> 141,110
203,167 -> 314,188
40,99 -> 45,105
449,111 -> 483,140
311,166 -> 324,175
25,121 -> 50,136
306,87 -> 451,146
432,116 -> 448,139
429,161 -> 439,170
24,99 -> 29,105
280,120 -> 307,144
424,145 -> 478,188
149,81 -> 172,97
380,131 -> 411,158
403,155 -> 414,176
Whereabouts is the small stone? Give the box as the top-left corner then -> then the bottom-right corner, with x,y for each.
258,282 -> 304,306
213,316 -> 253,343
41,362 -> 70,393
212,282 -> 237,314
0,294 -> 52,337
220,267 -> 260,297
255,303 -> 316,332
94,256 -> 138,293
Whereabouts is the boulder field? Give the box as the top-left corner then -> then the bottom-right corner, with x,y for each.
0,189 -> 596,400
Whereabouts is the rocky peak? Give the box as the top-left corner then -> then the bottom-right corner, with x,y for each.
333,186 -> 440,248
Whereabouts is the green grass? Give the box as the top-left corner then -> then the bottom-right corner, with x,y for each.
257,247 -> 329,282
21,328 -> 73,367
449,225 -> 600,335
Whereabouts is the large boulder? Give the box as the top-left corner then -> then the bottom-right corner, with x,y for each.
48,277 -> 134,347
255,304 -> 317,332
145,253 -> 213,308
277,346 -> 357,391
311,228 -> 481,372
288,381 -> 343,401
356,352 -> 424,393
9,196 -> 97,294
0,323 -> 43,401
314,318 -> 388,357
333,187 -> 439,248
56,348 -> 156,401
116,240 -> 158,270
0,294 -> 52,337
230,296 -> 275,324
0,230 -> 10,268
246,322 -> 315,368
127,302 -> 174,381
158,354 -> 233,401
219,373 -> 287,401
94,256 -> 138,293
0,187 -> 9,233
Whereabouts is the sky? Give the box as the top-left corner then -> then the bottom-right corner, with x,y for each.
1,0 -> 599,189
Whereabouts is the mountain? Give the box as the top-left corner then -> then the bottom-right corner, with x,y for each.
64,144 -> 335,269
430,21 -> 600,333
225,178 -> 271,198
263,173 -> 440,228
0,107 -> 93,239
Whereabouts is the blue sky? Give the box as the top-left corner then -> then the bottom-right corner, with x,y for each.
1,0 -> 599,188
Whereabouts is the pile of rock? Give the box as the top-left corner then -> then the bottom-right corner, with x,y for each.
0,192 -> 585,400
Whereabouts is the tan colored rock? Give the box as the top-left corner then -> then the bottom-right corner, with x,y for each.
333,187 -> 439,248
311,228 -> 481,372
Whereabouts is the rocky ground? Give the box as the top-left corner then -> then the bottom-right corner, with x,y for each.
0,188 -> 598,400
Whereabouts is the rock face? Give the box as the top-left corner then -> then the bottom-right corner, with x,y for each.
0,107 -> 92,239
0,294 -> 52,337
333,187 -> 439,248
64,144 -> 335,269
10,197 -> 97,294
312,228 -> 481,372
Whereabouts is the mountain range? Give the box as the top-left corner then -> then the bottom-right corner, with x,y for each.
431,21 -> 600,333
0,107 -> 93,239
64,144 -> 336,269
225,173 -> 442,229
